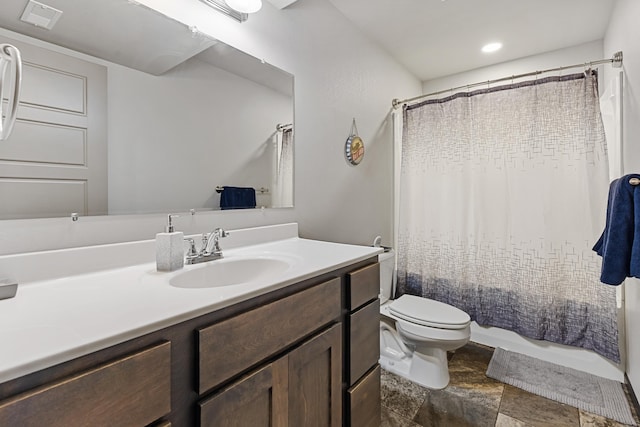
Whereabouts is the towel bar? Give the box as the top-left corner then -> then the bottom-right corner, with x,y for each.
630,178 -> 640,186
215,186 -> 269,194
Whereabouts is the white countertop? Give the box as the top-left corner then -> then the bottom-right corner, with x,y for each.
0,231 -> 381,384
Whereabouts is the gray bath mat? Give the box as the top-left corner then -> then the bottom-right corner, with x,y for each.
486,348 -> 637,425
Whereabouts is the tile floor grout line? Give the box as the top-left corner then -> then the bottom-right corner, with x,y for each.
493,385 -> 505,427
413,388 -> 429,426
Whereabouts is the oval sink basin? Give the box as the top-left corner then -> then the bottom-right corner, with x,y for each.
170,257 -> 292,289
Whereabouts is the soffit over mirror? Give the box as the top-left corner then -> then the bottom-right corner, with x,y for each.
0,0 -> 294,220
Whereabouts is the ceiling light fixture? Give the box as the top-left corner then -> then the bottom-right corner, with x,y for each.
200,0 -> 248,22
225,0 -> 262,13
481,42 -> 503,53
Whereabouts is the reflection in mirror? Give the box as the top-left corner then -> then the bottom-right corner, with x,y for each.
0,0 -> 294,220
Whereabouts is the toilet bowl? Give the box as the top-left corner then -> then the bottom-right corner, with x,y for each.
378,251 -> 470,389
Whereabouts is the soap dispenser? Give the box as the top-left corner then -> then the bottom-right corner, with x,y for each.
156,214 -> 184,272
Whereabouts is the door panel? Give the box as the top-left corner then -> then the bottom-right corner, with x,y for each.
0,34 -> 107,219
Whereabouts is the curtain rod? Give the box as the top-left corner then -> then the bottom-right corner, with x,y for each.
392,51 -> 623,109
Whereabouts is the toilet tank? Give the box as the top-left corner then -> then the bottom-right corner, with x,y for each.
378,249 -> 395,304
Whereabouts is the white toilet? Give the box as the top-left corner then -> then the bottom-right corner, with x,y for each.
378,250 -> 471,389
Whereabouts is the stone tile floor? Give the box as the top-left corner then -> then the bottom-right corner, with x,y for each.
381,343 -> 640,427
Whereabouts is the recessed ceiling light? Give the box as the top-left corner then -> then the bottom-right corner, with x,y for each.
482,42 -> 502,53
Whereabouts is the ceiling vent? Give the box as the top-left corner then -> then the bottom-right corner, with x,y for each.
20,0 -> 63,30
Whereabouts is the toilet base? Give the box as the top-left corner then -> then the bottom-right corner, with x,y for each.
379,347 -> 450,390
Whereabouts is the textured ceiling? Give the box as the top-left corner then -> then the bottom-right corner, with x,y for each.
328,0 -> 616,81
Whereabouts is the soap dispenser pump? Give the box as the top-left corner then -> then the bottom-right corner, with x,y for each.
156,214 -> 184,272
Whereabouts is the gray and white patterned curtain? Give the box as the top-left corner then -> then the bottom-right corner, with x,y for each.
397,72 -> 620,362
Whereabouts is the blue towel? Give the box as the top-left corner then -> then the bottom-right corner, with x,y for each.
593,174 -> 640,285
219,186 -> 256,210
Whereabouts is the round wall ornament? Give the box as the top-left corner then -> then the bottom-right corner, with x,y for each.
345,118 -> 364,166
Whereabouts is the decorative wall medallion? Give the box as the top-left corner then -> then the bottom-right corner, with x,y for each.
345,118 -> 364,165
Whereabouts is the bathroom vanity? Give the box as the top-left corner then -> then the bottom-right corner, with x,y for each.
0,224 -> 381,426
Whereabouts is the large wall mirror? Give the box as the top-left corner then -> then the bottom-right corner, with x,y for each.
0,0 -> 294,220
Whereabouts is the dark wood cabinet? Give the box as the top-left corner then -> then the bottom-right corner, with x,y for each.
201,323 -> 343,427
200,358 -> 288,427
345,261 -> 381,426
348,365 -> 381,427
198,278 -> 341,394
347,262 -> 380,311
199,280 -> 343,427
0,258 -> 379,427
349,299 -> 381,385
288,324 -> 342,427
0,341 -> 171,427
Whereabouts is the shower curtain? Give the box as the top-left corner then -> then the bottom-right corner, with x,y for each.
397,72 -> 620,362
273,128 -> 293,207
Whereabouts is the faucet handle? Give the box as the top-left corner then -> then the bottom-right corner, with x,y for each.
215,228 -> 229,238
184,237 -> 198,259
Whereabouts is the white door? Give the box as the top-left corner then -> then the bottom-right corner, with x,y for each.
0,34 -> 107,219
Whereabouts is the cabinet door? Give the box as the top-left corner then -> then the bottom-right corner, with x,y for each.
288,323 -> 342,427
199,358 -> 288,427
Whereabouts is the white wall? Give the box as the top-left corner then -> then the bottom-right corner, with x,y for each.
119,0 -> 422,247
604,0 -> 640,392
108,57 -> 290,214
0,0 -> 421,255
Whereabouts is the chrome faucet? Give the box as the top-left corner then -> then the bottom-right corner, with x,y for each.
185,228 -> 230,265
204,228 -> 229,256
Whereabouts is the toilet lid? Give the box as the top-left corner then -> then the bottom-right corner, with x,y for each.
389,295 -> 470,330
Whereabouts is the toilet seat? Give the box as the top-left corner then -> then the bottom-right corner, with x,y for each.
388,295 -> 470,330
395,316 -> 470,344
380,302 -> 471,343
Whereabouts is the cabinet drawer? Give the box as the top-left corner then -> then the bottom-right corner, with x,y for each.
198,278 -> 342,394
349,299 -> 380,385
348,365 -> 381,427
0,341 -> 171,427
347,262 -> 379,311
